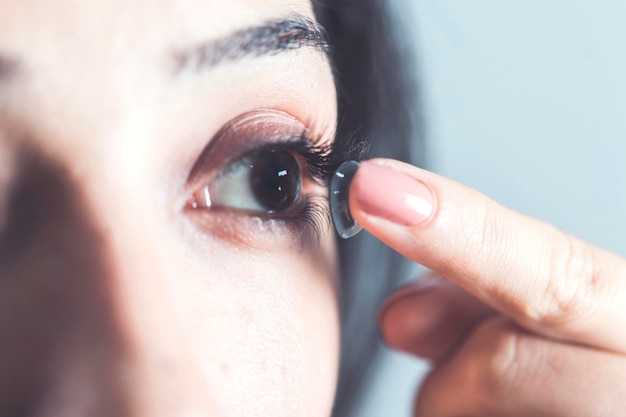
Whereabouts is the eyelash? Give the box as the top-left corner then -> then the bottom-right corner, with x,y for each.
268,131 -> 369,242
276,131 -> 369,183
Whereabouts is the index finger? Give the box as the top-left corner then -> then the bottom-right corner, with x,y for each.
349,159 -> 626,352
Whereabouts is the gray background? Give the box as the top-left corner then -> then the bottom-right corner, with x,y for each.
354,1 -> 626,416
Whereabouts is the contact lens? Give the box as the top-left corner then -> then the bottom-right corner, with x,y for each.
330,161 -> 363,239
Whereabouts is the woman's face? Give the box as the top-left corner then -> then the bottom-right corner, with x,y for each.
0,1 -> 340,416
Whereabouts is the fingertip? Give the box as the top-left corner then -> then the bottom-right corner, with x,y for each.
379,276 -> 498,360
378,279 -> 441,349
349,160 -> 435,229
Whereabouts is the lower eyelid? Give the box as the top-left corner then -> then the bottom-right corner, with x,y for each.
184,193 -> 328,251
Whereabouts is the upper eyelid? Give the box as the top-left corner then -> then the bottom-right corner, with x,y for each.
186,109 -> 332,191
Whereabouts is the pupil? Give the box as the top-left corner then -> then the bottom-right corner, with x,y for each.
249,149 -> 301,212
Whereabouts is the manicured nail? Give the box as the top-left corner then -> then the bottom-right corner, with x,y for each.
351,161 -> 434,226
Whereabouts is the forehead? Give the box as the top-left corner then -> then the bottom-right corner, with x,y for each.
0,0 -> 314,53
0,0 -> 330,155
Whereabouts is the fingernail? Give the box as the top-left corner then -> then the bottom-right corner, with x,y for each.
351,161 -> 434,226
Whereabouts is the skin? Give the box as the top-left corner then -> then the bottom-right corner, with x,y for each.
350,159 -> 626,416
0,1 -> 339,416
3,0 -> 620,416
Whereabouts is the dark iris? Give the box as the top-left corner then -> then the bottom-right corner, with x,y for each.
249,149 -> 302,212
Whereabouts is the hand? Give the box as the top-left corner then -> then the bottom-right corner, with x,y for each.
349,159 -> 626,417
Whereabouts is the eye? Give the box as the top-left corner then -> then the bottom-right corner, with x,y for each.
193,147 -> 304,214
184,110 -> 340,247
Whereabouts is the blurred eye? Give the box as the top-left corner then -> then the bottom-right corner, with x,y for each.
193,147 -> 304,214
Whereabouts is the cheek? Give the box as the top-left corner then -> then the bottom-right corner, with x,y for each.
169,243 -> 340,417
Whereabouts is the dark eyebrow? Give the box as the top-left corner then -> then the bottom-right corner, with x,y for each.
170,15 -> 330,74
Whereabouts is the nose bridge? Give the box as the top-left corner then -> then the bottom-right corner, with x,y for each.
72,154 -> 216,416
94,186 -> 204,391
92,203 -> 210,416
0,149 -> 210,415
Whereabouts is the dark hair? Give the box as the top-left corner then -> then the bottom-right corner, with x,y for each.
313,1 -> 426,416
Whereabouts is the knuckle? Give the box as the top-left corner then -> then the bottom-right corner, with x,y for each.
474,321 -> 522,397
469,320 -> 540,413
531,231 -> 598,327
